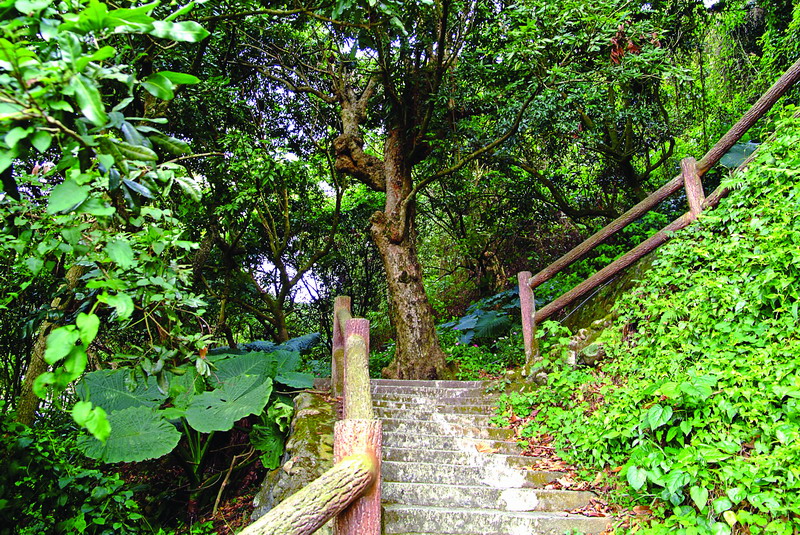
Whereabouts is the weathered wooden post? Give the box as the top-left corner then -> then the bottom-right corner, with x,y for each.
331,296 -> 351,399
518,271 -> 539,376
335,317 -> 381,535
681,157 -> 705,220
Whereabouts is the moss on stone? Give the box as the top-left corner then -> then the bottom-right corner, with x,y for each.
251,391 -> 337,533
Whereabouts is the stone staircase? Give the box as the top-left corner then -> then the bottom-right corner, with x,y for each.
372,379 -> 612,535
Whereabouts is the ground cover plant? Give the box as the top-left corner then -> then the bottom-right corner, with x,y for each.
496,110 -> 800,534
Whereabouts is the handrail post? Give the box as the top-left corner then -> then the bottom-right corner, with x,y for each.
682,156 -> 705,220
335,316 -> 381,535
334,419 -> 381,535
518,271 -> 539,375
332,296 -> 351,399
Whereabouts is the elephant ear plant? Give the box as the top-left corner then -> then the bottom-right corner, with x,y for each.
74,343 -> 314,510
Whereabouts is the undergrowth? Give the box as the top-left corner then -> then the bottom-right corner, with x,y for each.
496,109 -> 800,534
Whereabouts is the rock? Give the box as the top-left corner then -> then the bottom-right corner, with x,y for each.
251,391 -> 337,533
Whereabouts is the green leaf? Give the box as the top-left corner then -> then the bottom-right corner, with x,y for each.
33,372 -> 56,398
185,375 -> 273,433
142,73 -> 175,100
76,313 -> 100,346
4,126 -> 32,148
15,0 -> 52,13
25,256 -> 44,275
275,371 -> 314,389
78,406 -> 180,463
114,140 -> 158,162
157,71 -> 200,85
713,496 -> 733,514
173,174 -> 202,202
150,133 -> 191,155
149,20 -> 209,42
122,178 -> 154,198
30,131 -> 52,153
647,403 -> 673,430
72,402 -> 110,442
690,485 -> 709,511
62,345 -> 88,382
77,197 -> 116,217
69,74 -> 107,126
105,239 -> 136,269
44,326 -> 79,365
250,420 -> 284,469
98,292 -> 135,320
47,179 -> 90,214
268,400 -> 293,433
627,465 -> 647,490
77,369 -> 166,413
212,352 -> 272,387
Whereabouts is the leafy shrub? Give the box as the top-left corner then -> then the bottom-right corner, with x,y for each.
440,329 -> 524,380
0,416 -> 146,534
76,347 -> 313,468
497,111 -> 800,534
440,288 -> 519,345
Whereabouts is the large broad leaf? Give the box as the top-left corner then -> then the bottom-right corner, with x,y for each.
77,406 -> 180,463
453,309 -> 512,345
77,369 -> 166,413
720,142 -> 759,169
184,375 -> 273,433
240,340 -> 276,353
272,350 -> 313,389
274,332 -> 321,354
167,368 -> 202,411
210,352 -> 273,388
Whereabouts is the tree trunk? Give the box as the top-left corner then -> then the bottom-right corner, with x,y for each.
16,265 -> 84,426
370,215 -> 449,379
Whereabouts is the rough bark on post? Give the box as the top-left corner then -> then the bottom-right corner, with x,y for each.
517,272 -> 538,375
334,420 -> 382,535
344,318 -> 373,421
239,454 -> 377,535
682,157 -> 704,219
332,296 -> 351,399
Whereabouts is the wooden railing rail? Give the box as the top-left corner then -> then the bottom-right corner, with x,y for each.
519,56 -> 800,371
240,296 -> 381,535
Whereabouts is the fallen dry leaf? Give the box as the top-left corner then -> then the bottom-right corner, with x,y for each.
475,442 -> 499,454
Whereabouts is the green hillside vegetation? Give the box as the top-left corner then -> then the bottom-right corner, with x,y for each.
497,110 -> 800,534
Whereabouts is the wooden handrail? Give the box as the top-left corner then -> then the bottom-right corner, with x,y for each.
240,297 -> 381,535
519,56 -> 800,368
526,56 -> 800,292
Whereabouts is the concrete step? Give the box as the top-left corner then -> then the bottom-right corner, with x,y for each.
374,397 -> 496,410
372,393 -> 498,405
382,461 -> 560,488
383,482 -> 596,512
383,505 -> 612,535
383,447 -> 536,469
371,379 -> 491,389
375,410 -> 492,427
382,433 -> 520,454
381,418 -> 514,440
372,385 -> 493,397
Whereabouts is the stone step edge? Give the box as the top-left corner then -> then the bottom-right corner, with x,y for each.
383,503 -> 612,520
382,481 -> 597,512
383,446 -> 541,466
